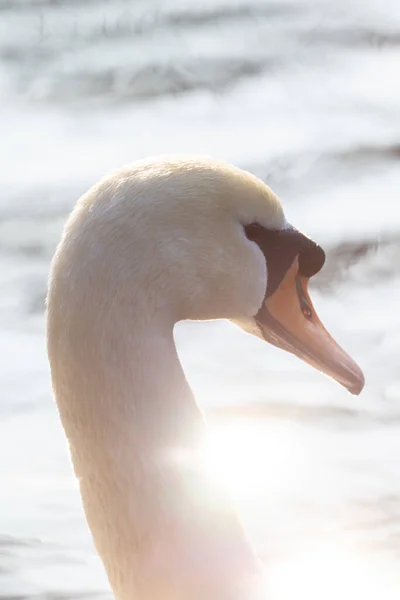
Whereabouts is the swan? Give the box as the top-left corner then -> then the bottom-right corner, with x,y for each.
46,156 -> 364,600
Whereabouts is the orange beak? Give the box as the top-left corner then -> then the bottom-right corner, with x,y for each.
255,258 -> 365,395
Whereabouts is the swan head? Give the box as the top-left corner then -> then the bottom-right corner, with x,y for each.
52,155 -> 364,395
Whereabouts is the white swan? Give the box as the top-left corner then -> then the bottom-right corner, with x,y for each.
46,156 -> 364,600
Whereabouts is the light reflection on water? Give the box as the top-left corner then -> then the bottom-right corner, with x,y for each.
266,540 -> 400,600
202,417 -> 400,599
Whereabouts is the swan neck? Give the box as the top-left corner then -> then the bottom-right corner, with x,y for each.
51,317 -> 259,600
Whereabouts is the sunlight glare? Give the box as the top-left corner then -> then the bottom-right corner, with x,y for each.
199,418 -> 400,600
200,417 -> 308,508
266,541 -> 400,600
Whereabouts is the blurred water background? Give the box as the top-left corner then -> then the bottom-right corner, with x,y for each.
1,0 -> 400,598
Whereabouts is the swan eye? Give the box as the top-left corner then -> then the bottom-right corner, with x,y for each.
244,222 -> 326,299
244,222 -> 298,297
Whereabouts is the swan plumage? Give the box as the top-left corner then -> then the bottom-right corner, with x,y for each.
46,156 -> 364,600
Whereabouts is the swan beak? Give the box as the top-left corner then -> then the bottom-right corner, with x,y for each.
255,259 -> 365,395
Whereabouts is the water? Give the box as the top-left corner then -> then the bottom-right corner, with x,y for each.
0,0 -> 400,598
